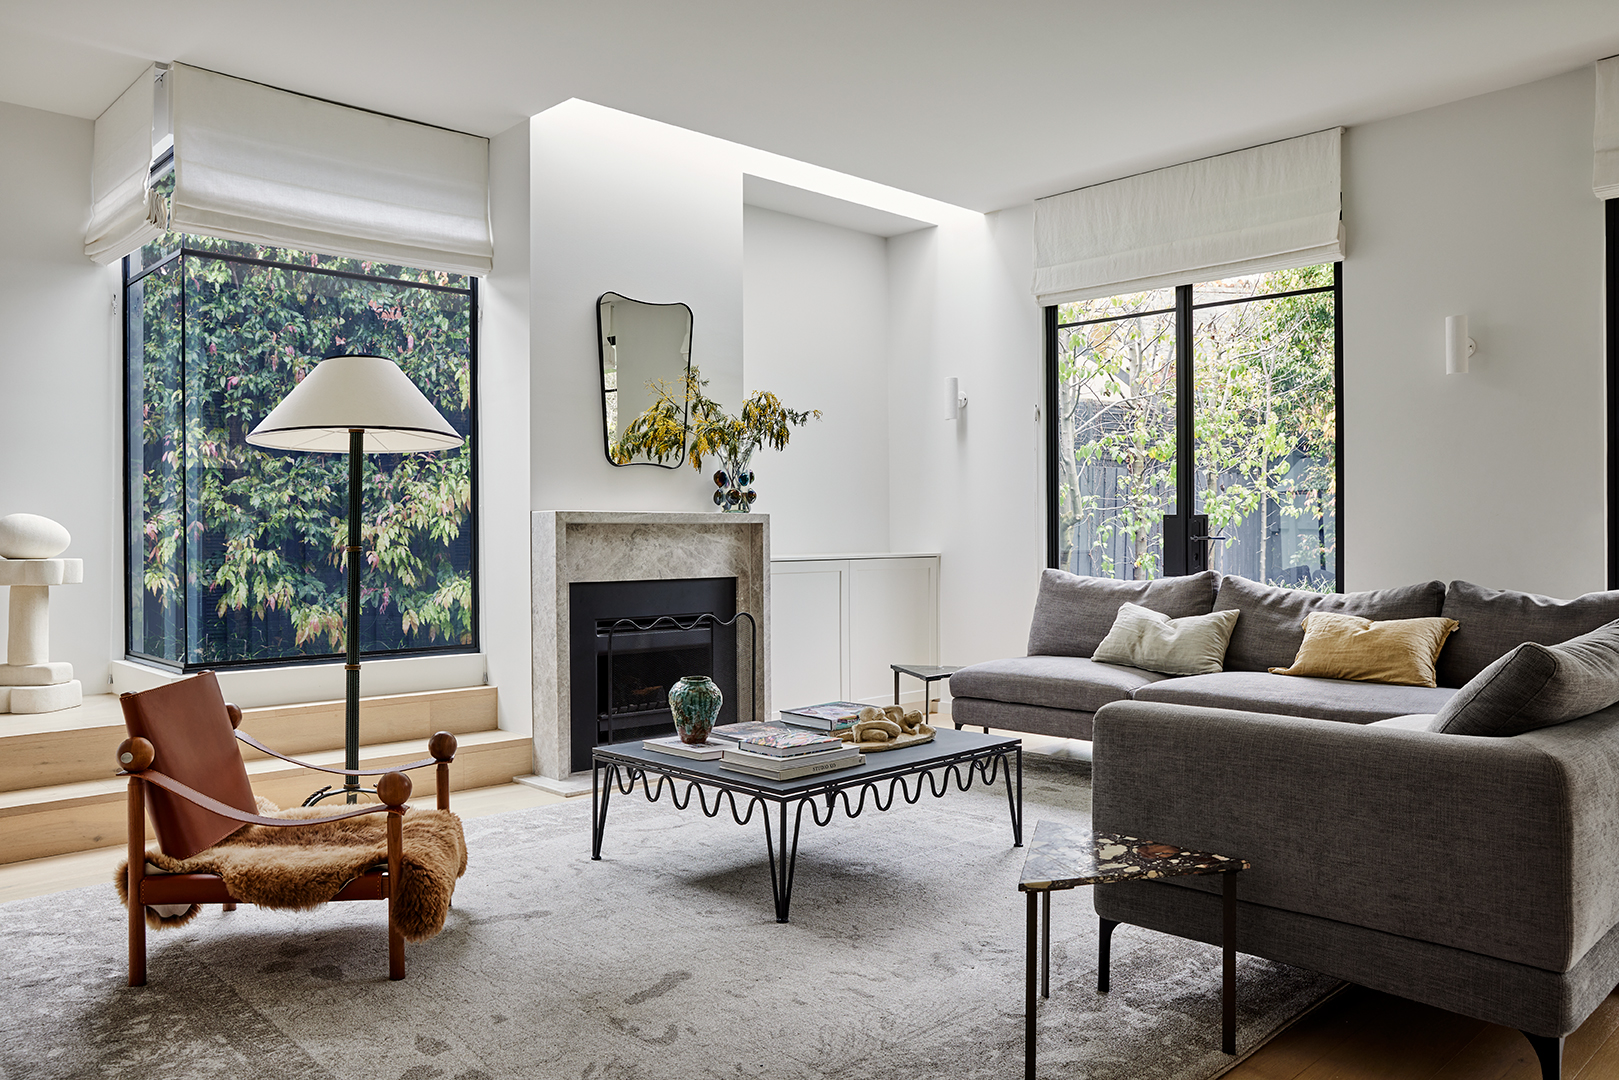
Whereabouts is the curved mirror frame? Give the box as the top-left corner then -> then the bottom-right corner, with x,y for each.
599,291 -> 693,468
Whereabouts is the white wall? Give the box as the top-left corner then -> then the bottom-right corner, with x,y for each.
890,207 -> 1047,667
529,102 -> 745,515
481,118 -> 534,732
1342,66 -> 1606,596
742,205 -> 891,555
0,101 -> 119,693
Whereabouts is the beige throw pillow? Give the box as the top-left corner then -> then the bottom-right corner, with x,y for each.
1091,603 -> 1240,676
1269,612 -> 1459,687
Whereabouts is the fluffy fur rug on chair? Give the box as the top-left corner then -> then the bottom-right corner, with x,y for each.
114,799 -> 466,940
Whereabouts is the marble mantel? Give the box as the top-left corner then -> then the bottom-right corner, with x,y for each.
530,511 -> 770,780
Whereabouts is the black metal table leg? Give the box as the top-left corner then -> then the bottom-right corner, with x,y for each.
1025,889 -> 1039,1080
763,799 -> 808,923
1223,870 -> 1237,1055
590,761 -> 611,859
1041,889 -> 1051,998
1098,916 -> 1118,992
894,670 -> 901,706
1005,748 -> 1024,846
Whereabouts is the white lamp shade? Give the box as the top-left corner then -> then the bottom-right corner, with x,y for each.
246,354 -> 464,453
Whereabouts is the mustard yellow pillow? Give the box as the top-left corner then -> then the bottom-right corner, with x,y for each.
1268,612 -> 1460,687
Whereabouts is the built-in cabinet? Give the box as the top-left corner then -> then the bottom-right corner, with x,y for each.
769,554 -> 939,711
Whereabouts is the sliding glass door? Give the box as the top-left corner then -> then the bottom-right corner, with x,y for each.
1047,263 -> 1341,591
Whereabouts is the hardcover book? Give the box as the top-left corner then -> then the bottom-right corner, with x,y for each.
778,701 -> 865,731
722,744 -> 860,770
641,735 -> 725,760
736,730 -> 844,757
719,753 -> 865,782
708,721 -> 796,744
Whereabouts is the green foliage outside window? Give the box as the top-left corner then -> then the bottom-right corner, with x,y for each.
127,218 -> 475,667
1054,265 -> 1337,589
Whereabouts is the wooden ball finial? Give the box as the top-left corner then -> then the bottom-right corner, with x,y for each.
428,731 -> 457,761
225,703 -> 243,729
376,771 -> 412,807
117,737 -> 154,772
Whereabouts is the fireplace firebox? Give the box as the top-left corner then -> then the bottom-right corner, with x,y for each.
569,578 -> 737,772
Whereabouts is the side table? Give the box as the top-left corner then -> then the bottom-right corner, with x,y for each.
891,663 -> 966,728
1018,819 -> 1249,1078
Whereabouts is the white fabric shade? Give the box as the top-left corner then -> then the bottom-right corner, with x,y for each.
245,355 -> 464,454
1596,56 -> 1619,199
1033,129 -> 1344,306
168,65 -> 492,276
84,65 -> 169,263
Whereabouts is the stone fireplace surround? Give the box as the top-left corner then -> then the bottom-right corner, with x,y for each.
530,511 -> 770,781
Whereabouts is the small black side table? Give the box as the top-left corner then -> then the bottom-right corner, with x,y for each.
891,663 -> 963,726
1017,820 -> 1249,1078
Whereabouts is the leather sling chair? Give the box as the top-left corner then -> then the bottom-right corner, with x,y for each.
116,671 -> 457,985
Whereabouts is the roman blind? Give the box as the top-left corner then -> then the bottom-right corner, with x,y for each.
1595,55 -> 1619,199
84,65 -> 170,263
1032,128 -> 1344,306
167,65 -> 491,275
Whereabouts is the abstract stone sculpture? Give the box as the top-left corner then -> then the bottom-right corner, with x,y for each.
0,513 -> 83,713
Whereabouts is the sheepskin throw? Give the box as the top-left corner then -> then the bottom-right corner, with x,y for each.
115,798 -> 466,941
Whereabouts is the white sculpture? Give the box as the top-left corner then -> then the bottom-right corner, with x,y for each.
0,514 -> 83,713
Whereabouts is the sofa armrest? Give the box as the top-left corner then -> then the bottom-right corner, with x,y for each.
1091,700 -> 1619,973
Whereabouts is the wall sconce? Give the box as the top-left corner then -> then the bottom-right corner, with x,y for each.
1445,315 -> 1475,375
945,377 -> 968,420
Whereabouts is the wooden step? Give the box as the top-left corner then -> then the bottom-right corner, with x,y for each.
0,687 -> 499,792
0,728 -> 532,865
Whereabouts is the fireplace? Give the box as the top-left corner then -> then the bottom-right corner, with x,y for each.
568,577 -> 737,772
532,511 -> 770,782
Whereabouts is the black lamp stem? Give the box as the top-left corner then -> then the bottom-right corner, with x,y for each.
345,428 -> 363,803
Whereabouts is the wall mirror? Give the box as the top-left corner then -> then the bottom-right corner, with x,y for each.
598,292 -> 693,468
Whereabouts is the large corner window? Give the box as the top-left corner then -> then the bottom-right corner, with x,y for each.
1047,264 -> 1341,591
124,200 -> 478,669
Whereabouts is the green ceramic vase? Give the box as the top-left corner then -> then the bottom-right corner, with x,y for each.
668,675 -> 723,744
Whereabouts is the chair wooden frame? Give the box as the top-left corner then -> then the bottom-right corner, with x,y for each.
118,701 -> 457,986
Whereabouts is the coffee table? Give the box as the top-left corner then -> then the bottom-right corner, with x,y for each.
1018,820 -> 1249,1078
591,727 -> 1022,922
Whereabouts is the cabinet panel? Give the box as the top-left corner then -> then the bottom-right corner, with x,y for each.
848,558 -> 938,702
768,564 -> 847,709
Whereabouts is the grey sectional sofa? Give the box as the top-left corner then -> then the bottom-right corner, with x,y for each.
951,569 -> 1619,1079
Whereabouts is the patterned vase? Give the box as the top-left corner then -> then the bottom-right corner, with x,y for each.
711,446 -> 759,514
668,675 -> 723,744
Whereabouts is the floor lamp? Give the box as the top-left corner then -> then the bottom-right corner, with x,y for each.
246,354 -> 463,804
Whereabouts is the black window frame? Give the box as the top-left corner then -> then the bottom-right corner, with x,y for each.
1608,198 -> 1619,589
121,241 -> 481,673
1044,263 -> 1344,589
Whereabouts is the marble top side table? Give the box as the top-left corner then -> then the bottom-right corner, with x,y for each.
1017,819 -> 1249,1079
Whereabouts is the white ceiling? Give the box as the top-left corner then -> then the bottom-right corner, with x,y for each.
3,1 -> 1618,212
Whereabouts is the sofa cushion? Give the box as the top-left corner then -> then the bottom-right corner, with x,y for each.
1430,619 -> 1619,737
1130,670 -> 1456,725
1093,603 -> 1240,676
949,656 -> 1169,713
1212,576 -> 1447,673
1268,613 -> 1458,687
1026,569 -> 1219,658
1437,580 -> 1619,688
1371,714 -> 1437,731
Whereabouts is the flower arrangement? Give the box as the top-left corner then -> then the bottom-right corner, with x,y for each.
611,367 -> 819,511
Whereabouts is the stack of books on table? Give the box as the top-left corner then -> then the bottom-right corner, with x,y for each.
718,728 -> 864,781
776,701 -> 864,733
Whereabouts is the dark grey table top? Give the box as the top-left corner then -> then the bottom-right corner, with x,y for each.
593,726 -> 1019,796
891,663 -> 963,680
1018,819 -> 1248,893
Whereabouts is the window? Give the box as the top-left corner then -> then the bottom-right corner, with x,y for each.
124,198 -> 477,669
1047,264 -> 1341,591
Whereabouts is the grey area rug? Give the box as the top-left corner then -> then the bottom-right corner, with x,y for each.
0,756 -> 1337,1080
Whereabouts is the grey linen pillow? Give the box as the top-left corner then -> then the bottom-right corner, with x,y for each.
1213,575 -> 1447,673
1026,569 -> 1219,658
1092,603 -> 1240,676
1430,618 -> 1619,737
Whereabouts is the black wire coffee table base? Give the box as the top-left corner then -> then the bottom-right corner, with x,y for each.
591,729 -> 1023,922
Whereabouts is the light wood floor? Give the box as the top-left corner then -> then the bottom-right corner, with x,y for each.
5,762 -> 1613,1078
